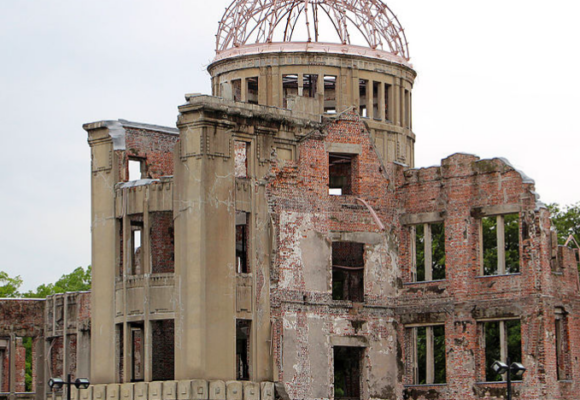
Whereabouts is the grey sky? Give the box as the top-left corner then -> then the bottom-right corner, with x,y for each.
1,0 -> 578,291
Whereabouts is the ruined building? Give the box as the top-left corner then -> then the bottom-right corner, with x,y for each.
2,1 -> 580,400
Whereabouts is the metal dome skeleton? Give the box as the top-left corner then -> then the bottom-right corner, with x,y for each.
216,0 -> 409,60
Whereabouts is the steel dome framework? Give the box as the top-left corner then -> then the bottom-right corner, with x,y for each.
216,0 -> 410,60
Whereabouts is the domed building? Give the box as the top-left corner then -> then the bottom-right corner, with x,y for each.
1,1 -> 579,400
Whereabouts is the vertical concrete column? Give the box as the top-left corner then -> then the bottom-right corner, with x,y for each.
142,191 -> 152,382
317,72 -> 325,114
34,337 -> 45,400
400,84 -> 406,128
367,81 -> 374,119
175,109 -> 237,381
393,82 -> 400,126
241,78 -> 248,103
350,67 -> 359,113
378,83 -> 385,121
63,294 -> 68,382
426,327 -> 434,384
424,224 -> 433,281
84,121 -> 125,385
9,333 -> 16,399
122,189 -> 131,383
497,215 -> 506,275
297,73 -> 304,97
270,65 -> 281,108
258,68 -> 268,106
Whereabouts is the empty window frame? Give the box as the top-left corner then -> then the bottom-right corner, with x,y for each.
232,79 -> 242,102
150,212 -> 175,274
384,84 -> 391,121
130,323 -> 145,382
332,242 -> 364,302
555,308 -> 571,380
481,214 -> 520,275
411,223 -> 445,281
359,79 -> 368,117
282,74 -> 299,108
324,75 -> 337,113
334,346 -> 363,400
246,77 -> 259,104
372,81 -> 380,119
236,211 -> 249,273
236,320 -> 251,381
152,320 -> 175,381
329,153 -> 355,196
22,337 -> 33,392
234,141 -> 249,178
483,320 -> 521,382
409,325 -> 446,385
128,158 -> 144,181
303,74 -> 318,98
131,221 -> 144,275
116,324 -> 124,383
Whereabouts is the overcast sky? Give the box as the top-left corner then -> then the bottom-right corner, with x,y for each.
1,0 -> 578,291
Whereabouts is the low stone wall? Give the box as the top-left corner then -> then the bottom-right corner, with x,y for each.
70,381 -> 274,400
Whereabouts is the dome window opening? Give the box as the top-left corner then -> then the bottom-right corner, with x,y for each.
359,80 -> 369,118
302,74 -> 318,98
283,75 -> 299,108
324,76 -> 337,114
246,77 -> 259,105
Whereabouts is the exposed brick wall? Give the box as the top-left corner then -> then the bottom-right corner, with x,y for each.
150,212 -> 174,274
264,112 -> 580,400
118,128 -> 179,182
151,320 -> 174,381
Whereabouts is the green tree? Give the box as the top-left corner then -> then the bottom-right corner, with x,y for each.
548,202 -> 580,246
0,271 -> 23,298
24,266 -> 91,298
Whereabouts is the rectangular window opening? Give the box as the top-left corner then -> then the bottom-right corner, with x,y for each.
130,323 -> 144,382
118,219 -> 124,277
329,153 -> 354,196
481,214 -> 519,275
131,221 -> 144,275
234,141 -> 249,178
412,223 -> 445,282
324,75 -> 337,114
152,320 -> 175,381
373,81 -> 380,119
116,324 -> 124,383
282,74 -> 298,108
484,320 -> 521,382
23,337 -> 33,392
555,308 -> 571,380
411,326 -> 446,385
332,242 -> 364,302
128,159 -> 143,181
359,79 -> 368,118
232,79 -> 242,102
303,74 -> 318,98
236,211 -> 249,273
334,346 -> 362,400
236,320 -> 251,381
150,212 -> 175,274
247,77 -> 259,105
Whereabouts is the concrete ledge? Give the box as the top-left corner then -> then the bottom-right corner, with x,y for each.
86,381 -> 272,400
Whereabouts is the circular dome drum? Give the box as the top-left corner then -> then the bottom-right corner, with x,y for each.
216,0 -> 409,62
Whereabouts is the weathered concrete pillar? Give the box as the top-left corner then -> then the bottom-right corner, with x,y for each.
174,104 -> 237,380
83,121 -> 125,384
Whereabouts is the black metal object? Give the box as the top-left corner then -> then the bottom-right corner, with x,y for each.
48,374 -> 90,400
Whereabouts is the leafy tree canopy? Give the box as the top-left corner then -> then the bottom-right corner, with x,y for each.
0,271 -> 23,298
548,202 -> 580,246
0,266 -> 91,299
